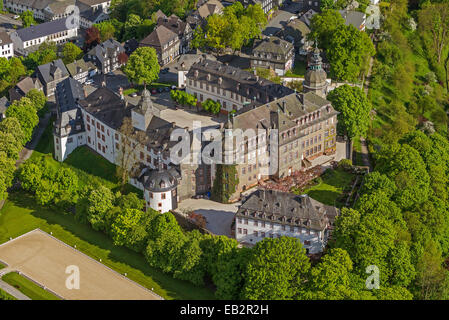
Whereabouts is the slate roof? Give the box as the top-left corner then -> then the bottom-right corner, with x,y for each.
54,77 -> 85,137
87,38 -> 124,64
15,18 -> 75,42
0,31 -> 12,45
237,189 -> 339,230
37,59 -> 69,84
0,96 -> 10,115
8,76 -> 43,102
186,59 -> 294,105
197,0 -> 223,18
339,9 -> 366,30
139,25 -> 178,48
156,14 -> 190,38
252,36 -> 294,61
66,59 -> 96,77
299,9 -> 317,28
232,92 -> 338,136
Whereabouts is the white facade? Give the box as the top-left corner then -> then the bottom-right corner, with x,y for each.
235,216 -> 327,254
185,79 -> 253,112
0,41 -> 13,59
54,132 -> 86,161
11,26 -> 78,55
144,189 -> 174,213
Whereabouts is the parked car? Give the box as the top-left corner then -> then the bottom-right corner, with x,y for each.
85,79 -> 94,85
157,87 -> 164,93
164,87 -> 170,92
170,85 -> 177,90
151,88 -> 157,94
160,68 -> 169,74
130,92 -> 137,97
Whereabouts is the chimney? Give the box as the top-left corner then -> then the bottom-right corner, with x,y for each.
84,87 -> 88,98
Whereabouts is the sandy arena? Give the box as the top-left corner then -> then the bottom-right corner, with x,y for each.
0,229 -> 162,300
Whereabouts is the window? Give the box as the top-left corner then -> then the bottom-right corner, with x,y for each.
162,193 -> 166,200
244,219 -> 248,225
67,137 -> 73,143
254,231 -> 258,237
158,202 -> 162,207
261,232 -> 265,238
150,192 -> 153,199
254,220 -> 258,227
238,228 -> 242,234
243,229 -> 248,235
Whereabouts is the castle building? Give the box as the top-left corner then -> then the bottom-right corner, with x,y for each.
137,151 -> 180,213
235,189 -> 339,253
222,91 -> 339,201
185,59 -> 293,113
303,47 -> 328,98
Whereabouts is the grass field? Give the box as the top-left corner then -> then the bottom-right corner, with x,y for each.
0,262 -> 5,269
2,272 -> 60,300
0,287 -> 17,300
298,168 -> 355,207
0,193 -> 215,300
285,59 -> 307,78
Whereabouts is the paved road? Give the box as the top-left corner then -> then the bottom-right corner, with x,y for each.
0,267 -> 31,300
263,1 -> 303,36
15,112 -> 51,168
359,137 -> 372,171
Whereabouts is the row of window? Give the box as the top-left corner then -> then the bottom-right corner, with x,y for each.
237,218 -> 317,235
237,228 -> 313,244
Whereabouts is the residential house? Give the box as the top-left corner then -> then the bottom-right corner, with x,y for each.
250,36 -> 295,76
66,59 -> 97,83
277,18 -> 311,55
156,12 -> 193,54
8,76 -> 43,102
139,25 -> 180,66
36,59 -> 70,97
0,31 -> 13,59
185,58 -> 293,112
186,0 -> 224,29
235,189 -> 339,253
10,18 -> 78,55
86,38 -> 125,74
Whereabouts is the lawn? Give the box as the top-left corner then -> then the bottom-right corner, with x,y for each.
2,272 -> 60,300
28,118 -> 141,195
299,168 -> 355,207
352,138 -> 365,167
0,262 -> 5,269
284,59 -> 307,78
0,192 -> 215,300
0,287 -> 17,300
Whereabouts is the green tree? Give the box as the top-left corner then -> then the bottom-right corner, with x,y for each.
0,118 -> 25,149
20,10 -> 36,28
86,185 -> 116,231
110,208 -> 144,246
241,237 -> 311,300
25,89 -> 47,113
0,131 -> 22,160
327,84 -> 371,139
201,99 -> 221,114
94,21 -> 117,42
18,162 -> 42,192
309,9 -> 346,49
123,47 -> 160,86
5,97 -> 39,144
0,152 -> 15,201
62,42 -> 83,64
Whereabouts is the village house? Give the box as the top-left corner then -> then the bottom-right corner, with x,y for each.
0,31 -> 13,59
8,76 -> 43,102
65,59 -> 97,83
139,25 -> 180,66
250,36 -> 295,76
36,59 -> 70,97
155,12 -> 193,55
86,38 -> 125,74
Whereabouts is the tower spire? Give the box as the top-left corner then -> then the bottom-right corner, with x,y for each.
157,149 -> 163,172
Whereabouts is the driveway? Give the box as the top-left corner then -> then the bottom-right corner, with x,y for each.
176,199 -> 240,237
263,1 -> 303,36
